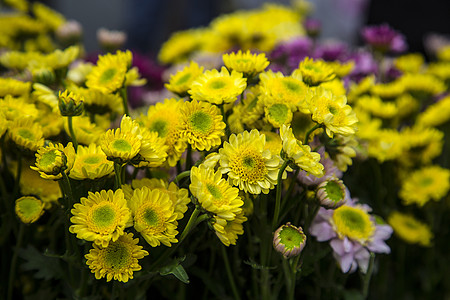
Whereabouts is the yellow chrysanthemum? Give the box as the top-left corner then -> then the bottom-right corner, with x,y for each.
0,78 -> 31,97
8,118 -> 45,152
133,128 -> 168,168
394,53 -> 424,74
399,126 -> 444,166
0,95 -> 39,121
70,144 -> 114,180
65,116 -> 105,145
31,83 -> 59,112
158,28 -> 206,64
331,205 -> 375,245
15,196 -> 45,224
128,187 -> 178,247
213,211 -> 247,246
190,165 -> 243,220
85,232 -> 148,283
86,50 -> 132,94
67,61 -> 94,85
189,66 -> 247,105
400,73 -> 446,99
347,75 -> 375,103
280,125 -> 324,177
297,57 -> 336,86
58,89 -> 84,116
356,95 -> 398,119
78,88 -> 123,115
399,165 -> 450,207
262,131 -> 283,157
222,50 -> 270,77
264,101 -> 293,128
426,62 -> 450,82
370,80 -> 405,100
324,60 -> 354,78
165,61 -> 204,97
219,129 -> 280,194
395,94 -> 420,119
31,142 -> 75,180
417,95 -> 450,127
32,2 -> 65,30
70,189 -> 131,247
142,98 -> 186,167
42,46 -> 80,70
437,45 -> 450,61
387,212 -> 433,246
179,100 -> 225,151
365,129 -> 405,162
309,88 -> 358,138
36,108 -> 64,138
319,78 -> 347,96
100,122 -> 141,164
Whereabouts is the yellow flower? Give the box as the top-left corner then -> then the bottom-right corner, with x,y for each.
309,88 -> 358,138
142,98 -> 186,167
70,144 -> 114,180
399,126 -> 444,166
85,232 -> 148,283
0,78 -> 31,97
190,164 -> 243,220
15,196 -> 45,224
32,2 -> 65,30
213,211 -> 247,246
70,189 -> 131,247
189,66 -> 247,105
399,165 -> 450,207
158,28 -> 206,64
400,73 -> 446,99
324,61 -> 354,78
36,109 -> 64,138
8,118 -> 45,152
222,50 -> 270,77
179,100 -> 226,151
219,129 -> 280,194
365,129 -> 405,163
31,142 -> 75,180
348,75 -> 375,103
331,205 -> 375,245
78,88 -> 123,115
437,45 -> 450,61
133,128 -> 168,168
355,95 -> 398,119
297,57 -> 336,86
387,212 -> 433,246
262,131 -> 283,157
128,187 -> 178,247
58,89 -> 84,117
31,83 -> 59,112
65,116 -> 105,145
319,78 -> 347,96
370,80 -> 405,100
426,62 -> 450,82
394,53 -> 424,74
417,95 -> 450,127
0,95 -> 39,121
43,46 -> 80,70
86,50 -> 132,94
165,61 -> 204,97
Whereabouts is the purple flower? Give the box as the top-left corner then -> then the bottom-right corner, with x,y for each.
361,24 -> 407,53
348,50 -> 378,82
270,37 -> 313,73
304,18 -> 321,38
313,41 -> 349,62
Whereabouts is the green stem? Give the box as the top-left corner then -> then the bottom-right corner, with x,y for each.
220,104 -> 231,137
12,153 -> 22,198
120,87 -> 129,116
174,171 -> 191,186
61,171 -> 74,206
282,259 -> 292,296
221,244 -> 241,300
7,223 -> 25,300
304,123 -> 322,145
272,160 -> 290,230
67,116 -> 78,152
114,162 -> 123,190
304,201 -> 320,234
362,252 -> 375,299
185,144 -> 192,171
179,206 -> 201,242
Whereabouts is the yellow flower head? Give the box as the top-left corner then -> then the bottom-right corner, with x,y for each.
365,129 -> 405,163
36,109 -> 64,138
387,212 -> 433,246
394,53 -> 424,74
331,205 -> 375,245
165,61 -> 204,97
399,126 -> 444,166
70,144 -> 114,180
85,232 -> 148,282
426,62 -> 450,82
324,60 -> 355,78
297,57 -> 336,86
158,28 -> 206,64
348,75 -> 375,103
370,80 -> 405,100
65,115 -> 105,145
32,2 -> 65,30
133,127 -> 168,168
399,165 -> 450,207
213,211 -> 247,246
417,95 -> 450,127
43,46 -> 80,70
219,129 -> 281,194
86,50 -> 132,94
179,100 -> 226,151
79,88 -> 123,115
223,50 -> 270,77
309,88 -> 358,138
280,125 -> 324,177
0,78 -> 31,97
142,98 -> 186,167
128,187 -> 178,247
0,95 -> 39,121
15,196 -> 45,224
400,73 -> 446,99
190,164 -> 243,220
356,95 -> 398,119
8,118 -> 45,152
189,66 -> 247,105
262,131 -> 282,157
437,45 -> 450,61
58,89 -> 84,117
31,142 -> 75,180
70,189 -> 131,247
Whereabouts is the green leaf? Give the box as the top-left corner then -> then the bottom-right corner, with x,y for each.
19,245 -> 64,280
159,256 -> 190,284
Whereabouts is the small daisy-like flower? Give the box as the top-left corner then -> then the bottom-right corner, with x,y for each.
331,205 -> 375,245
316,178 -> 347,209
309,88 -> 358,138
219,129 -> 280,195
262,131 -> 283,157
400,73 -> 446,99
32,2 -> 65,30
0,96 -> 37,122
133,128 -> 168,168
128,187 -> 178,247
399,165 -> 450,207
188,66 -> 247,105
280,125 -> 324,177
86,50 -> 132,94
399,126 -> 444,166
70,144 -> 114,180
273,223 -> 307,259
394,53 -> 424,74
417,95 -> 450,128
355,95 -> 398,119
58,89 -> 84,117
179,100 -> 226,151
213,211 -> 247,246
85,232 -> 148,283
70,189 -> 131,247
8,118 -> 45,152
15,196 -> 45,224
65,116 -> 105,145
0,78 -> 31,97
31,142 -> 75,180
222,50 -> 269,77
387,212 -> 433,247
190,164 -> 243,220
297,57 -> 336,86
165,61 -> 204,97
80,88 -> 123,115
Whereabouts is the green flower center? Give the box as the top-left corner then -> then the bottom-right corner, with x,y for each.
175,73 -> 191,85
17,197 -> 42,221
267,103 -> 289,125
112,139 -> 132,152
282,79 -> 301,92
143,208 -> 159,226
332,206 -> 375,243
84,155 -> 101,165
18,128 -> 34,140
92,205 -> 116,228
208,79 -> 227,90
236,58 -> 251,64
104,242 -> 130,269
190,111 -> 212,134
231,149 -> 267,184
328,105 -> 338,115
325,181 -> 344,203
420,177 -> 433,187
100,68 -> 117,84
150,120 -> 168,138
279,226 -> 304,250
207,183 -> 223,199
40,150 -> 58,167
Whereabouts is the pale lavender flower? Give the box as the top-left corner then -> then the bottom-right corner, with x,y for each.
348,50 -> 378,82
361,24 -> 407,53
298,147 -> 342,187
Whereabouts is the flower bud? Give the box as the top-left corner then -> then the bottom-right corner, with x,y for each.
316,178 -> 347,209
273,223 -> 306,259
15,196 -> 45,224
58,90 -> 84,117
